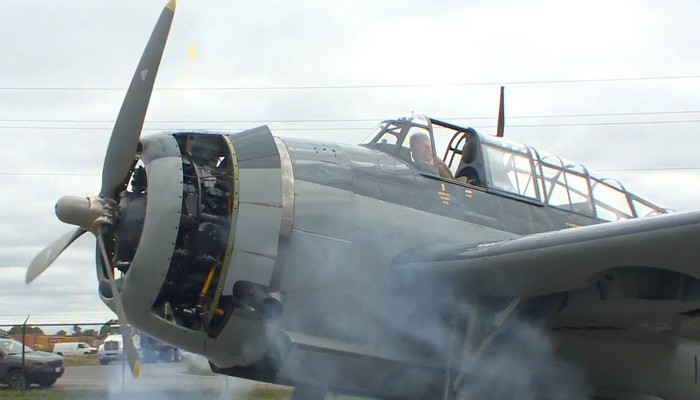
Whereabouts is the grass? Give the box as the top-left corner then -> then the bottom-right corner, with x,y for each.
0,386 -> 293,400
247,386 -> 294,399
0,386 -> 365,400
0,390 -> 66,400
61,355 -> 100,367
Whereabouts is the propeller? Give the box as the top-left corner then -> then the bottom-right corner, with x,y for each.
25,0 -> 177,378
26,228 -> 86,284
98,230 -> 141,376
100,0 -> 176,199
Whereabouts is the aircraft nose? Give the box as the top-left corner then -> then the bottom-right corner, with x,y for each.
97,134 -> 182,315
137,128 -> 288,332
107,128 -> 290,368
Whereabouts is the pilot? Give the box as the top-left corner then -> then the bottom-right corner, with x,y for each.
409,133 -> 453,179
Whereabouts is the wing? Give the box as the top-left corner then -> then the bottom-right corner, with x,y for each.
393,210 -> 700,339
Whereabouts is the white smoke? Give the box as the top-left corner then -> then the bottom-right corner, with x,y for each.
278,223 -> 594,400
58,357 -> 257,400
454,319 -> 593,400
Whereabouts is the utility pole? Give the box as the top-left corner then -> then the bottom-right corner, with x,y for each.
21,315 -> 30,391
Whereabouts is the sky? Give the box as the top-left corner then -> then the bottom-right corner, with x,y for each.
0,0 -> 699,330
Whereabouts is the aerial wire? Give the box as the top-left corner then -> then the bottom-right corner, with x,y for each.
1,74 -> 700,91
2,118 -> 700,131
3,110 -> 700,125
2,167 -> 699,178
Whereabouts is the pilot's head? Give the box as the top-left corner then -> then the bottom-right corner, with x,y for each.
409,132 -> 432,163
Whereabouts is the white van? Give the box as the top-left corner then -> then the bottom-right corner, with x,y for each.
52,342 -> 97,356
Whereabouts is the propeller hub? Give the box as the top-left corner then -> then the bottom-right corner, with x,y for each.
55,196 -> 115,233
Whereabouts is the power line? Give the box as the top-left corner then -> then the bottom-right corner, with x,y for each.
3,109 -> 700,124
1,167 -> 698,178
504,119 -> 700,128
2,118 -> 700,132
0,172 -> 98,177
597,167 -> 700,172
0,322 -> 110,327
1,74 -> 700,92
504,110 -> 700,120
0,118 -> 380,124
0,126 -> 371,132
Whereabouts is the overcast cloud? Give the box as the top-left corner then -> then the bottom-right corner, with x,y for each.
1,0 -> 699,329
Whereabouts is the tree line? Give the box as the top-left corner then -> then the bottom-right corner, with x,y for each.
0,322 -> 114,337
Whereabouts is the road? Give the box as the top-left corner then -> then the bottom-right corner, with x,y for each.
53,362 -> 265,399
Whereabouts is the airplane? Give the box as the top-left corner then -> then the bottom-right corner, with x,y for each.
25,2 -> 700,399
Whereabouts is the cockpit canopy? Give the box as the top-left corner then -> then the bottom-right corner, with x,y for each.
360,114 -> 442,175
361,114 -> 668,221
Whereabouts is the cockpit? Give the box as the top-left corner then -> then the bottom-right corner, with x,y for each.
361,114 -> 668,221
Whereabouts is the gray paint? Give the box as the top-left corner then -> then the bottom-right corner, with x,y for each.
280,137 -> 597,236
555,333 -> 699,400
271,137 -> 296,291
271,135 -> 700,399
114,135 -> 182,315
227,126 -> 282,169
113,136 -> 214,356
396,211 -> 700,298
101,129 -> 700,399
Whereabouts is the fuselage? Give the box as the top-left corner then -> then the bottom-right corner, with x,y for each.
101,124 -> 689,399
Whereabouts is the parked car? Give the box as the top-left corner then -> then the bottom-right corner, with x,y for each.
0,338 -> 64,389
52,342 -> 97,356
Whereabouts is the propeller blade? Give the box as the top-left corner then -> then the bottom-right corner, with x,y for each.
26,228 -> 86,284
97,232 -> 141,377
119,324 -> 141,378
100,0 -> 176,199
